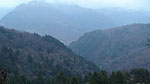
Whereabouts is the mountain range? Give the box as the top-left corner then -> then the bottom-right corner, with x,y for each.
1,1 -> 150,44
70,24 -> 150,71
0,1 -> 112,44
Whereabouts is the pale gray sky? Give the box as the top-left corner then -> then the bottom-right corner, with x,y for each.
0,0 -> 150,10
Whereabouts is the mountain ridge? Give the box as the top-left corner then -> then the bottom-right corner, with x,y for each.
0,26 -> 98,77
70,23 -> 150,71
0,2 -> 112,44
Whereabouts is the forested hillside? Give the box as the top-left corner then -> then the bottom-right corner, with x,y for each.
70,24 -> 150,71
0,26 -> 98,77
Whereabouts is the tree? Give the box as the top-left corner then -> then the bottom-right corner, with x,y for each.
34,72 -> 44,84
110,71 -> 126,84
109,72 -> 116,84
0,68 -> 7,84
129,68 -> 150,83
115,71 -> 126,84
91,72 -> 100,84
55,72 -> 69,84
71,76 -> 78,84
18,75 -> 30,84
27,55 -> 33,63
84,72 -> 92,83
98,70 -> 108,84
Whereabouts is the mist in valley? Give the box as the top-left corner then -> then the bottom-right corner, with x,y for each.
0,0 -> 150,84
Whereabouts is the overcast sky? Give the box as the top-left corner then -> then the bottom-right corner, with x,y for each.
0,0 -> 150,10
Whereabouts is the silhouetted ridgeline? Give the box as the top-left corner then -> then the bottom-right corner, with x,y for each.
0,26 -> 98,78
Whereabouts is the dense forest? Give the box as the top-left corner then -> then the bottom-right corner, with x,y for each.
0,24 -> 150,84
0,26 -> 98,78
70,24 -> 150,71
0,26 -> 150,84
4,68 -> 150,84
1,1 -> 150,84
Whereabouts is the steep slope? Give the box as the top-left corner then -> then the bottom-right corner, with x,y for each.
0,1 -> 112,44
0,8 -> 12,20
70,24 -> 150,71
1,2 -> 150,44
0,26 -> 98,77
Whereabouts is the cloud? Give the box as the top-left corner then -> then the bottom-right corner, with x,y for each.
0,0 -> 31,8
0,0 -> 150,10
56,0 -> 147,10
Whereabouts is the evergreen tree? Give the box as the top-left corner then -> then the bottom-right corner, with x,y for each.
110,71 -> 126,84
71,76 -> 78,84
115,71 -> 126,84
91,72 -> 100,84
109,72 -> 116,84
36,73 -> 44,84
5,68 -> 150,84
146,39 -> 150,47
55,72 -> 69,84
129,68 -> 150,83
84,72 -> 92,84
27,55 -> 33,63
99,70 -> 108,84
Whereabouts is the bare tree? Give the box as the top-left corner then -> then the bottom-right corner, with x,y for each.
0,68 -> 7,84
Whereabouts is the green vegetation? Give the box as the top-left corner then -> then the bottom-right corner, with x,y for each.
5,69 -> 150,84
